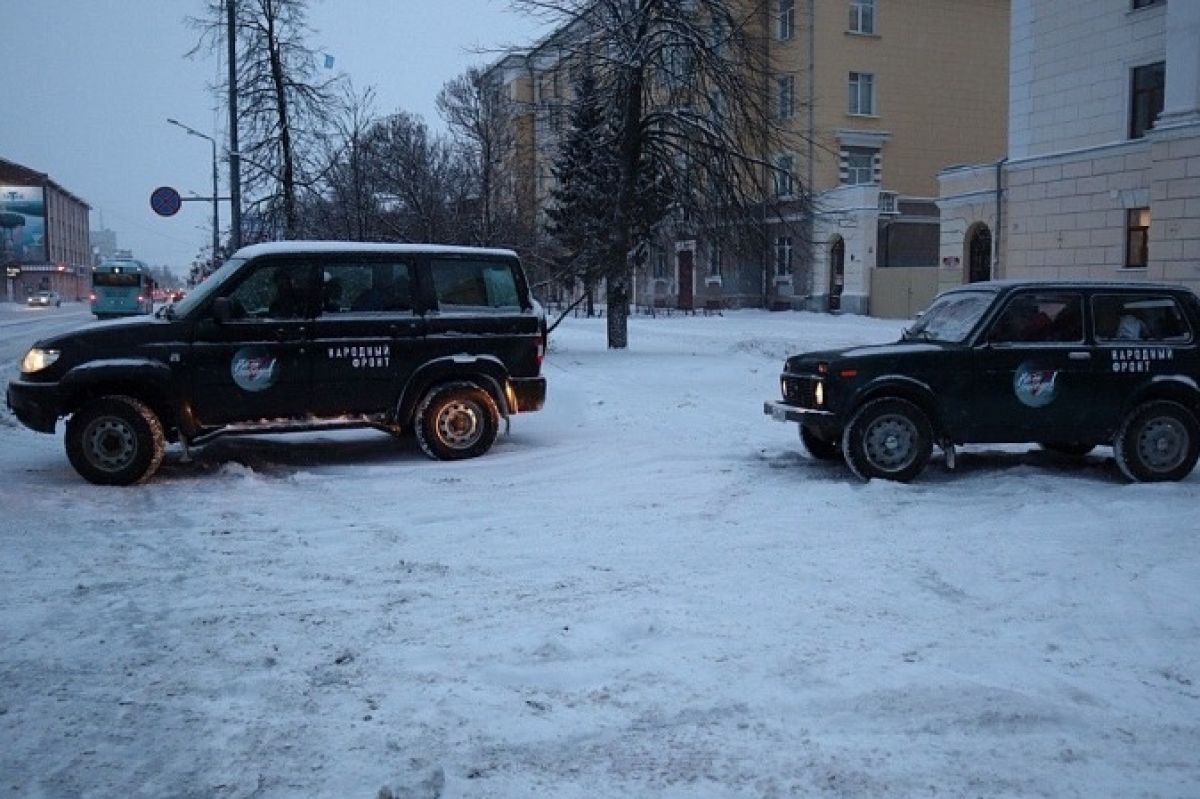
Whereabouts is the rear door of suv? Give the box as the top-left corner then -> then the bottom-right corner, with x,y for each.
306,256 -> 426,417
421,254 -> 542,375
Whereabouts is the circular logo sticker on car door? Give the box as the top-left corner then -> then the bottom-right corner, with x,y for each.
231,346 -> 279,392
1013,362 -> 1060,408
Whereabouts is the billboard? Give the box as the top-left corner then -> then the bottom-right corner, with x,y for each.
0,186 -> 47,264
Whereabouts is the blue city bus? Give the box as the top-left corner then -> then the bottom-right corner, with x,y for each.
91,259 -> 155,319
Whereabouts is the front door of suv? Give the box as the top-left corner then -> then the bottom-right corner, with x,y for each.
190,258 -> 315,425
969,291 -> 1093,442
307,258 -> 425,417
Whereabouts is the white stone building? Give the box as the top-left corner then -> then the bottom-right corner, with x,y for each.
939,0 -> 1200,294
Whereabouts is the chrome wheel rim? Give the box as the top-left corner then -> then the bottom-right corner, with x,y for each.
863,414 -> 918,473
83,415 -> 138,473
1137,416 -> 1188,473
436,400 -> 483,450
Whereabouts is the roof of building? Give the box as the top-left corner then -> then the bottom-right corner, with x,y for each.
0,156 -> 91,209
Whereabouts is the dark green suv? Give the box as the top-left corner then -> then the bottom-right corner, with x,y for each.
765,280 -> 1200,482
8,242 -> 547,485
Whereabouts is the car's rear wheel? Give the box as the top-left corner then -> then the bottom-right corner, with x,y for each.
1039,441 -> 1095,457
800,424 -> 840,461
414,381 -> 500,461
842,397 -> 932,482
1113,400 -> 1200,482
65,395 -> 165,486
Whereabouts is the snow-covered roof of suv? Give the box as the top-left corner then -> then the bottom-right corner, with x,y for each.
233,241 -> 519,259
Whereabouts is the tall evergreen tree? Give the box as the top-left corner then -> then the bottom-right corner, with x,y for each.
544,70 -> 618,315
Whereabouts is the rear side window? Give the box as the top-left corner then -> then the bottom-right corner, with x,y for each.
318,261 -> 414,314
1092,294 -> 1191,342
431,258 -> 522,312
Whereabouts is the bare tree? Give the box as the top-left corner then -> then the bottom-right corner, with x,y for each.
191,0 -> 341,240
512,0 -> 802,348
437,67 -> 518,246
322,80 -> 379,240
365,112 -> 462,244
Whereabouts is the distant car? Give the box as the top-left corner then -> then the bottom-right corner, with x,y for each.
765,280 -> 1200,483
27,290 -> 62,308
170,290 -> 186,303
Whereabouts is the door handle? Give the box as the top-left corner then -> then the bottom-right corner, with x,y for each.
1068,351 -> 1091,361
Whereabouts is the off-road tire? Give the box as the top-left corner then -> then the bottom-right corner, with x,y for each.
1113,400 -> 1200,482
414,381 -> 500,461
65,395 -> 165,486
841,397 -> 933,482
800,424 -> 841,461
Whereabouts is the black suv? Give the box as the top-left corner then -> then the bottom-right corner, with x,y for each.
8,242 -> 547,485
765,280 -> 1200,482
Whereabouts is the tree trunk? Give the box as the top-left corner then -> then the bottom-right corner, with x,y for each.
606,273 -> 630,349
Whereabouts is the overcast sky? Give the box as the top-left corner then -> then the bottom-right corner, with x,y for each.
0,0 -> 547,273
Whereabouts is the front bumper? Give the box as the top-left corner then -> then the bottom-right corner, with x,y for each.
764,400 -> 832,425
509,376 -> 547,414
6,379 -> 62,433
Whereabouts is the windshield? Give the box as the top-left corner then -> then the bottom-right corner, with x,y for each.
904,290 -> 995,343
172,258 -> 246,319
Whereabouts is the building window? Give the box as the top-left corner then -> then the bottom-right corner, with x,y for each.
774,155 -> 795,197
849,72 -> 875,116
841,147 -> 878,185
777,75 -> 795,119
709,240 -> 722,277
778,0 -> 794,40
654,248 -> 667,279
1130,62 -> 1165,139
1126,207 -> 1150,268
774,236 -> 793,277
849,0 -> 876,34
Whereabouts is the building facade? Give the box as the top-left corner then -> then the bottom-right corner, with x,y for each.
0,157 -> 91,301
938,0 -> 1200,295
488,0 -> 1009,315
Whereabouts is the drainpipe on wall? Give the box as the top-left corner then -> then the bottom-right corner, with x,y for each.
806,0 -> 816,309
994,157 -> 1007,278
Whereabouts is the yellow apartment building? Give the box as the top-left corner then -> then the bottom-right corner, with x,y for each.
487,0 -> 1009,315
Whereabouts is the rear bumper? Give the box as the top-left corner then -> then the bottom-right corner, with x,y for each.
6,379 -> 62,433
509,377 -> 547,414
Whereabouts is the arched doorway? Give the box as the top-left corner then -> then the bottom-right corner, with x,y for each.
828,237 -> 845,311
967,224 -> 992,283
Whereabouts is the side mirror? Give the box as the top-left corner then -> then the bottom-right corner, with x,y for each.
212,296 -> 233,324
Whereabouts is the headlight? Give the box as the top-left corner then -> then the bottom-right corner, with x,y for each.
21,348 -> 60,374
814,380 -> 825,407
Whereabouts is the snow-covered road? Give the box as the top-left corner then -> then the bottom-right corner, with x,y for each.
2,307 -> 1198,797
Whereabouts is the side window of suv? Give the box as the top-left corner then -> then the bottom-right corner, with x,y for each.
319,261 -> 414,314
227,262 -> 312,320
431,258 -> 522,312
1093,294 -> 1192,342
988,293 -> 1083,344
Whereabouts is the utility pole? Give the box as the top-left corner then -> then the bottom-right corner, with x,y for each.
166,118 -> 220,270
227,0 -> 242,249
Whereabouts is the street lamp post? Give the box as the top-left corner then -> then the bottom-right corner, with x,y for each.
166,118 -> 220,268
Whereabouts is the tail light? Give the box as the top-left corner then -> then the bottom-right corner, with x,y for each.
137,295 -> 145,303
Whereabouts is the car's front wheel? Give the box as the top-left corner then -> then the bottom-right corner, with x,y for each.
414,381 -> 500,461
800,424 -> 840,461
65,395 -> 165,485
1113,400 -> 1200,482
842,397 -> 933,482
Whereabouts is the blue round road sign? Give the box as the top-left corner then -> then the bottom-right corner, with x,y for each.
150,186 -> 182,217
